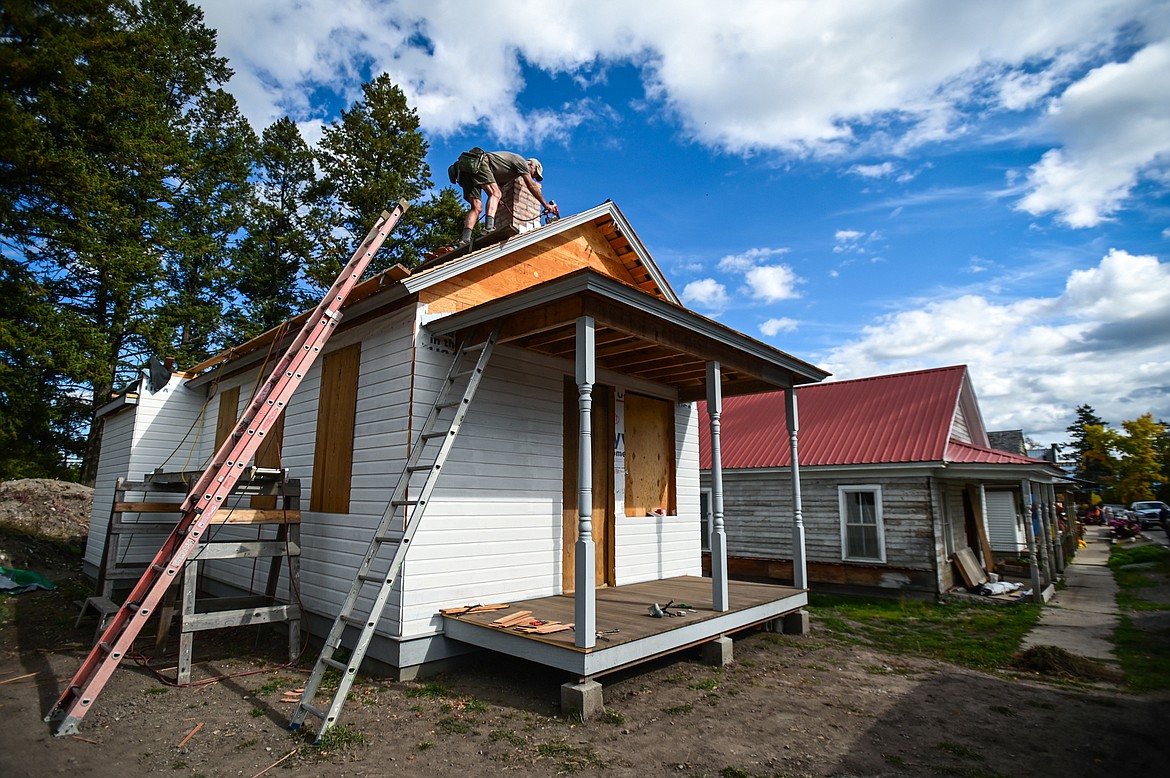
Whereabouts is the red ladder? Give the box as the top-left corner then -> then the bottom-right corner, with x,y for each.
46,201 -> 410,737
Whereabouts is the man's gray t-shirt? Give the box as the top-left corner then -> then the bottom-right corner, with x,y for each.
462,151 -> 529,202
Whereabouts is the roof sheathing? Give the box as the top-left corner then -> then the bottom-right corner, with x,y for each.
404,202 -> 677,304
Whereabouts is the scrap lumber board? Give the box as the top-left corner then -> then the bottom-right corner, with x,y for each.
439,603 -> 510,616
953,548 -> 988,587
490,610 -> 533,627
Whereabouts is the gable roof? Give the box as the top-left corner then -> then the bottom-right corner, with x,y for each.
408,201 -> 679,304
188,201 -> 677,381
698,365 -> 1040,469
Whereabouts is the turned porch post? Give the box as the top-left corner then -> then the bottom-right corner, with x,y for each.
1020,479 -> 1043,604
574,316 -> 597,648
706,361 -> 729,611
786,388 -> 808,590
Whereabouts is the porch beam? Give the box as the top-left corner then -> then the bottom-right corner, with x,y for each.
574,316 -> 597,648
786,389 -> 808,590
706,361 -> 729,612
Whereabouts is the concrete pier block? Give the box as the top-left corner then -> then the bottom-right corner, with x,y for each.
560,679 -> 603,721
701,635 -> 733,666
782,609 -> 810,636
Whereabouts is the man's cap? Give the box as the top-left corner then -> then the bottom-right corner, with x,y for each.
528,158 -> 543,181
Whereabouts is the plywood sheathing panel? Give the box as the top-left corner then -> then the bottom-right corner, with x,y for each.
310,343 -> 361,513
420,224 -> 662,315
623,393 -> 676,518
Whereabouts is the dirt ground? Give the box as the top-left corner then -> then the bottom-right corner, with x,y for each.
1,479 -> 1167,778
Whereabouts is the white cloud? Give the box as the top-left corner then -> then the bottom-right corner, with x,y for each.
717,247 -> 789,273
682,278 -> 729,311
833,229 -> 882,255
760,317 -> 798,336
1017,40 -> 1170,227
745,265 -> 801,303
849,162 -> 896,178
196,0 -> 1163,163
817,248 -> 1170,441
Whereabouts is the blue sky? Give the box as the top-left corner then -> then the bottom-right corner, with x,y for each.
196,0 -> 1170,444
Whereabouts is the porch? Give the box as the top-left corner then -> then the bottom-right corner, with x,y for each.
441,575 -> 806,678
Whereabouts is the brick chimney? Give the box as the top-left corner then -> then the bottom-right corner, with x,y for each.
495,178 -> 544,234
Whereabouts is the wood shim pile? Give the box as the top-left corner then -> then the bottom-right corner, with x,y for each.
437,604 -> 573,635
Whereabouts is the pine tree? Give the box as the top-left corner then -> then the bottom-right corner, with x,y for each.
156,88 -> 258,367
0,0 -> 234,482
1066,405 -> 1111,486
229,117 -> 318,342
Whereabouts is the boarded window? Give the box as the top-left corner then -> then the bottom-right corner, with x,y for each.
839,485 -> 885,562
214,385 -> 240,449
310,343 -> 361,513
623,392 -> 676,517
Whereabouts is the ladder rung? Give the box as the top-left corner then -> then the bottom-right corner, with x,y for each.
420,430 -> 450,440
406,465 -> 437,473
321,656 -> 347,672
339,614 -> 370,628
436,400 -> 464,409
373,534 -> 401,544
391,499 -> 420,506
300,703 -> 327,721
357,573 -> 388,584
451,368 -> 477,379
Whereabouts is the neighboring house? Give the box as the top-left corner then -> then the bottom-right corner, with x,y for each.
84,191 -> 829,702
698,366 -> 1070,598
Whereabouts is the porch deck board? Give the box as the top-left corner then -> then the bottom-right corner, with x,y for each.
442,575 -> 806,677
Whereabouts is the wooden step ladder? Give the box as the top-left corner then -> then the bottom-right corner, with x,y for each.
289,322 -> 500,741
77,472 -> 301,684
46,202 -> 410,737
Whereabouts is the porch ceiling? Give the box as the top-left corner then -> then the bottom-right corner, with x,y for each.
426,269 -> 829,402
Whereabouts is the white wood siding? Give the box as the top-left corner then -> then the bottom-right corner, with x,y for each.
201,308 -> 418,625
400,342 -> 565,637
84,374 -> 210,571
84,405 -> 136,571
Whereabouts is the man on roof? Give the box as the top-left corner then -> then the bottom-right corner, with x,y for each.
448,149 -> 558,246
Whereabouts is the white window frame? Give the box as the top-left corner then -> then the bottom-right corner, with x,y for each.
838,484 -> 886,563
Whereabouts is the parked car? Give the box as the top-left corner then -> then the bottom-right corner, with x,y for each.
1130,501 -> 1170,529
1102,504 -> 1132,522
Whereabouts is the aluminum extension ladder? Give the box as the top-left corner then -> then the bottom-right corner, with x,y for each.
289,322 -> 500,741
46,202 -> 411,737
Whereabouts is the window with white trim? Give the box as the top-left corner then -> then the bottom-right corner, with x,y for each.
839,485 -> 885,562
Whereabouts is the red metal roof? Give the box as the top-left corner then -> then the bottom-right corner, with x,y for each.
698,365 -> 970,468
944,439 -> 1049,465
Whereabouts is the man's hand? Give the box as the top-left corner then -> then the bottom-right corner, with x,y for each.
545,200 -> 559,217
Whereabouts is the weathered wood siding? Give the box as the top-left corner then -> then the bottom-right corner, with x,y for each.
701,470 -> 937,572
